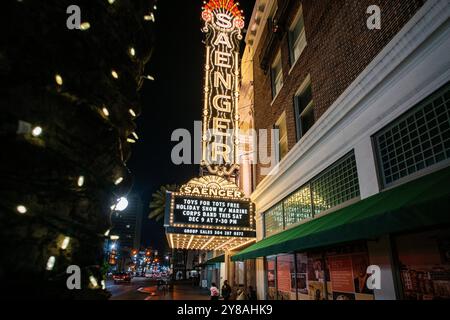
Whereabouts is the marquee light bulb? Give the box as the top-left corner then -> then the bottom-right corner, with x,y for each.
111,70 -> 119,79
108,0 -> 115,4
114,177 -> 124,185
129,47 -> 136,57
129,109 -> 137,117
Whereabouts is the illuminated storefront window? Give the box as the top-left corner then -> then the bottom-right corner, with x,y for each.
311,152 -> 360,214
264,203 -> 284,237
266,256 -> 277,300
276,254 -> 296,300
265,243 -> 374,300
284,185 -> 313,227
263,152 -> 360,237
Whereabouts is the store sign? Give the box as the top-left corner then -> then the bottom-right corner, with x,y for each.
201,0 -> 245,177
171,195 -> 252,228
180,185 -> 244,199
166,227 -> 256,238
163,3 -> 252,252
165,176 -> 256,250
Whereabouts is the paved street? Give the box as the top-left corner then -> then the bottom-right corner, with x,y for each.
107,278 -> 210,300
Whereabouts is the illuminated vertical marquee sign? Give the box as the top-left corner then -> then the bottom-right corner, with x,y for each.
201,0 -> 245,177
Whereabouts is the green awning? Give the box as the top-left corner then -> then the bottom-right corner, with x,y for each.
206,254 -> 225,264
232,166 -> 450,261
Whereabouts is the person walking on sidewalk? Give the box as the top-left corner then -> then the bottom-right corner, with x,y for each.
210,283 -> 220,300
221,280 -> 232,301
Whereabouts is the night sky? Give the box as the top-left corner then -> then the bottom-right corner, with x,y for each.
127,0 -> 256,253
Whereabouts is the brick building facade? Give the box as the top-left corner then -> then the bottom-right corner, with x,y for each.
229,0 -> 450,300
252,0 -> 425,184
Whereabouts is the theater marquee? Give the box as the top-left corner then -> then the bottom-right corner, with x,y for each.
201,0 -> 245,177
165,176 -> 256,251
164,2 -> 254,252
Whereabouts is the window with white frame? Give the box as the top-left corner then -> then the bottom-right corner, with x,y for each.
374,83 -> 450,187
275,112 -> 288,161
289,6 -> 307,66
271,50 -> 283,99
294,76 -> 315,140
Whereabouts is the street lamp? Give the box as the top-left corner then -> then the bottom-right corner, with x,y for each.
111,197 -> 129,212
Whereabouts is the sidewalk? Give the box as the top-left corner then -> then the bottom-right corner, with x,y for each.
142,284 -> 210,300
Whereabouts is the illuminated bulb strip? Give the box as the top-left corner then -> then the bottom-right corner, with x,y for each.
170,234 -> 175,249
186,235 -> 194,250
200,237 -> 215,250
215,238 -> 235,251
229,239 -> 256,252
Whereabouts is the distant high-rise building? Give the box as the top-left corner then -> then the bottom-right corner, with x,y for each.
111,194 -> 143,251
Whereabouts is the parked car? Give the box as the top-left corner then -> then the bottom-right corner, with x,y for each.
113,272 -> 132,284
